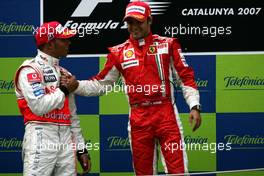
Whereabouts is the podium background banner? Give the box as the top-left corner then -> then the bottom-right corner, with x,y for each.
43,0 -> 264,54
0,0 -> 263,175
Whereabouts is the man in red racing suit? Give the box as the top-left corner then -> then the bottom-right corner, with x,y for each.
66,1 -> 202,175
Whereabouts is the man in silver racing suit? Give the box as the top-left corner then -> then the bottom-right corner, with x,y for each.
15,21 -> 105,176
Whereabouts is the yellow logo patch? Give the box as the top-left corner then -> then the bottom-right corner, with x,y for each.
125,50 -> 134,58
147,45 -> 157,55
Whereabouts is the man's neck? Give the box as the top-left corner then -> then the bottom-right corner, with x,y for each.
40,49 -> 59,59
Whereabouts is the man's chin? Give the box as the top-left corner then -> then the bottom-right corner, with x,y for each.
132,34 -> 141,40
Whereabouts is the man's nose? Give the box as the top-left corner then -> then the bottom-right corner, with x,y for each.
131,24 -> 139,31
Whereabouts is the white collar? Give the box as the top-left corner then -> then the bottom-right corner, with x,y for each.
138,38 -> 145,46
36,50 -> 59,66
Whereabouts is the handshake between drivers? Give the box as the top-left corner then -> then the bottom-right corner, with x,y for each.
59,69 -> 79,96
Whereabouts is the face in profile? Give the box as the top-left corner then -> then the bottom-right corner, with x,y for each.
51,38 -> 71,58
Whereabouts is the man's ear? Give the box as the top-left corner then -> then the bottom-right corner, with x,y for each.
148,16 -> 153,25
48,39 -> 56,49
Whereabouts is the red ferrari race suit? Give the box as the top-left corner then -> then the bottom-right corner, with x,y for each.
75,33 -> 200,175
15,50 -> 104,176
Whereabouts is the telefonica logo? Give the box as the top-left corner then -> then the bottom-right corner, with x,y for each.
0,80 -> 15,92
196,78 -> 208,88
107,136 -> 130,149
184,135 -> 208,144
0,138 -> 22,149
224,135 -> 264,146
224,76 -> 264,88
0,22 -> 34,34
172,78 -> 208,88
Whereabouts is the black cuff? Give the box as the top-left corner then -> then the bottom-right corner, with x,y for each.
77,148 -> 90,160
191,105 -> 202,113
59,85 -> 69,96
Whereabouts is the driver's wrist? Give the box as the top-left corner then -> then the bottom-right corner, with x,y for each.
191,105 -> 202,113
77,148 -> 89,160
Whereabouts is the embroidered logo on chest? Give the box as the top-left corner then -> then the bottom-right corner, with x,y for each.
157,43 -> 169,54
123,48 -> 135,60
147,43 -> 169,55
44,75 -> 57,83
27,73 -> 41,82
121,60 -> 139,70
147,45 -> 157,55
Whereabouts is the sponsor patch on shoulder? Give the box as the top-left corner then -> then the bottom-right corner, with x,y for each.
121,60 -> 139,70
27,73 -> 41,82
